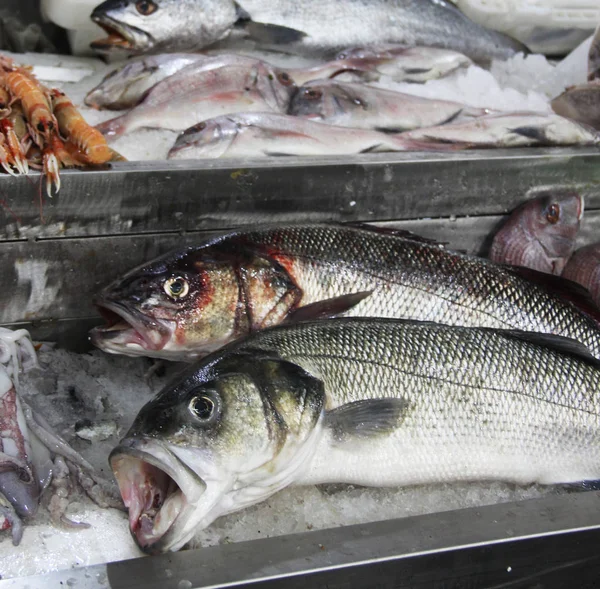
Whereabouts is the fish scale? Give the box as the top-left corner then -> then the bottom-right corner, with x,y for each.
242,225 -> 600,357
240,319 -> 600,486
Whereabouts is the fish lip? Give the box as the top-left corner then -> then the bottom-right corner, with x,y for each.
90,298 -> 173,352
90,13 -> 153,52
109,439 -> 205,554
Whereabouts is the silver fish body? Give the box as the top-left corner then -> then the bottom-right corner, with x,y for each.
563,244 -> 600,307
288,79 -> 487,131
551,82 -> 600,132
489,190 -> 583,275
90,0 -> 527,62
401,112 -> 600,147
166,112 -> 454,159
95,56 -> 296,138
90,224 -> 600,361
85,53 -> 209,110
110,317 -> 600,553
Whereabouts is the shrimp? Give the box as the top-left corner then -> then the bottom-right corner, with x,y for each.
0,86 -> 10,118
50,90 -> 112,165
0,118 -> 28,175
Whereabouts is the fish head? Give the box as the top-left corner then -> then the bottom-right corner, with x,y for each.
110,351 -> 325,552
525,190 -> 583,261
254,64 -> 297,112
289,81 -> 355,122
90,240 -> 300,359
85,59 -> 152,109
168,117 -> 240,160
90,0 -> 237,54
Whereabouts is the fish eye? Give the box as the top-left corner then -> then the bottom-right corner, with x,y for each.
135,0 -> 157,15
337,52 -> 347,60
188,395 -> 216,421
164,277 -> 189,299
277,72 -> 293,86
303,88 -> 322,100
546,203 -> 560,224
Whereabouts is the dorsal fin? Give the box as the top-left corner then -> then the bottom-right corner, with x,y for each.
496,329 -> 600,368
504,265 -> 600,327
343,222 -> 445,246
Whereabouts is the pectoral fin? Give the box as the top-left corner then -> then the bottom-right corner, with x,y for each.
325,398 -> 410,443
285,291 -> 373,324
243,21 -> 307,45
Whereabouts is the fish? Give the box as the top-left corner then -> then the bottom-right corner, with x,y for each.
95,56 -> 297,138
110,317 -> 600,553
563,244 -> 600,307
551,82 -> 600,132
590,24 -> 600,81
90,0 -> 527,63
86,46 -> 474,113
84,53 -> 209,111
288,79 -> 488,132
489,190 -> 583,275
89,223 -> 600,361
166,112 -> 463,159
399,112 -> 600,147
327,45 -> 473,84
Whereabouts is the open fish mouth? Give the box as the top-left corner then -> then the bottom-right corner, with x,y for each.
90,300 -> 174,354
110,441 -> 205,553
90,14 -> 153,52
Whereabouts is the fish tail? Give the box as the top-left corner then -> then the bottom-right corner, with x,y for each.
95,115 -> 129,140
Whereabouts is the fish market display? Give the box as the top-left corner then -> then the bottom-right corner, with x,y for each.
489,190 -> 583,275
110,317 -> 600,553
288,79 -> 488,131
90,0 -> 527,62
400,112 -> 600,147
166,112 -> 464,159
551,82 -> 600,131
563,244 -> 600,307
86,46 -> 473,112
96,56 -> 297,138
85,53 -> 209,111
0,54 -> 117,196
90,223 -> 600,361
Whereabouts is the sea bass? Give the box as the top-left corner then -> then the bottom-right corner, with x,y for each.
89,223 -> 600,361
551,82 -> 600,132
85,53 -> 209,111
288,79 -> 488,131
489,190 -> 583,275
166,112 -> 460,159
95,56 -> 296,138
563,244 -> 600,307
110,317 -> 600,553
90,0 -> 527,62
400,112 -> 600,147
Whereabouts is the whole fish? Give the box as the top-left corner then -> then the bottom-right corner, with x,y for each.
563,244 -> 600,307
89,223 -> 600,361
90,0 -> 527,62
288,79 -> 488,132
85,53 -> 209,111
590,24 -> 600,81
551,82 -> 600,131
489,190 -> 583,275
95,56 -> 297,138
400,112 -> 600,147
166,112 -> 461,159
110,317 -> 600,553
85,46 -> 472,112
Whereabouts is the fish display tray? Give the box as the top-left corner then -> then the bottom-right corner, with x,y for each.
2,147 -> 600,587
